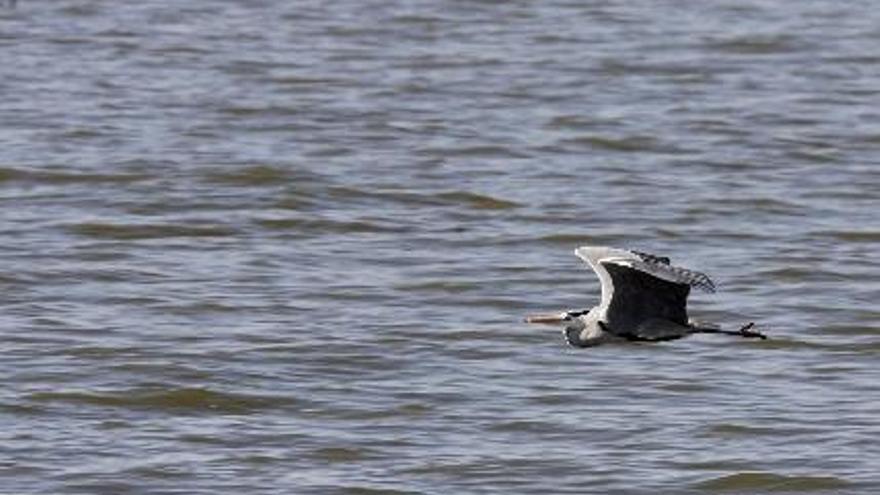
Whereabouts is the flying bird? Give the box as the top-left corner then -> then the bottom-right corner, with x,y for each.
526,246 -> 765,347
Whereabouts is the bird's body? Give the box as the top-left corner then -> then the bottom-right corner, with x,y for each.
526,246 -> 764,347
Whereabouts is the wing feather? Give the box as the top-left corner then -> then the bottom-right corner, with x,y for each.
607,258 -> 716,293
574,246 -> 634,310
574,245 -> 716,296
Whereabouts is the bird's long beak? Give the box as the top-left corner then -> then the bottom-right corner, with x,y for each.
524,313 -> 564,325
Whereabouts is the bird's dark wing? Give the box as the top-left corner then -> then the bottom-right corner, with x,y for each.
574,246 -> 716,337
607,252 -> 716,293
601,261 -> 691,332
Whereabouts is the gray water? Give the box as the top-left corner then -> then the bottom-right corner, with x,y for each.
2,1 -> 879,493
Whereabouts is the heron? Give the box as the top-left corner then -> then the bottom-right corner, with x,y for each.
525,246 -> 765,347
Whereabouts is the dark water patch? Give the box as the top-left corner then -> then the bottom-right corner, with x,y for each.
119,196 -> 252,215
0,273 -> 29,284
322,185 -> 517,212
785,150 -> 840,164
305,351 -> 411,375
431,328 -> 509,343
401,456 -> 578,481
855,132 -> 880,144
46,36 -> 94,46
821,324 -> 878,336
705,35 -> 808,55
57,481 -> 139,495
526,393 -> 580,406
656,381 -> 712,393
57,127 -> 106,140
675,460 -> 754,471
308,402 -> 434,422
72,268 -> 160,283
203,165 -> 296,186
755,338 -> 846,352
599,59 -> 714,78
393,55 -> 505,71
108,362 -> 215,382
535,233 -> 619,247
695,471 -> 851,492
329,486 -> 423,495
311,446 -> 374,463
0,462 -> 45,480
72,248 -> 134,262
389,13 -> 452,25
686,230 -> 767,242
534,233 -> 607,245
396,402 -> 431,417
808,188 -> 878,201
754,267 -> 836,283
806,363 -> 863,377
311,289 -> 394,304
303,146 -> 355,158
450,297 -> 528,310
705,423 -> 810,438
394,280 -> 479,294
448,347 -> 514,361
215,104 -> 303,118
122,463 -> 193,479
419,145 -> 530,159
716,197 -> 804,215
57,3 -> 101,16
270,75 -> 353,87
321,188 -> 523,211
155,301 -> 247,315
0,167 -> 151,184
533,33 -> 585,44
683,159 -> 755,171
178,433 -> 232,446
152,43 -> 215,56
275,195 -> 316,211
814,230 -> 880,243
0,402 -> 45,415
69,222 -> 237,240
487,420 -> 564,434
27,387 -> 296,414
560,135 -> 682,153
840,341 -> 880,356
215,59 -> 285,77
322,185 -> 451,209
434,191 -> 521,210
654,227 -> 684,238
61,345 -> 147,359
255,217 -> 411,234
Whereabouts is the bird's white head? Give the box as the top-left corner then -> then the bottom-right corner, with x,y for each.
525,309 -> 599,346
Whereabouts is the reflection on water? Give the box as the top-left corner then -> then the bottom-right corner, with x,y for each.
2,0 -> 879,493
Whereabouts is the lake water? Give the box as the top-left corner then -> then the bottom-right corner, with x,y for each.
2,1 -> 879,493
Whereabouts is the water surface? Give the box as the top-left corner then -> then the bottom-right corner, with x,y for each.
2,1 -> 879,493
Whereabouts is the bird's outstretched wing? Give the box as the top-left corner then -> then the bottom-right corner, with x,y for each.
575,246 -> 715,294
574,246 -> 716,333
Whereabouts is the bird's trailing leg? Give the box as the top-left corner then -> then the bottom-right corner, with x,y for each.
691,321 -> 767,340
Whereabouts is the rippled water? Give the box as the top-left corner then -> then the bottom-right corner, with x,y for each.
2,1 -> 879,493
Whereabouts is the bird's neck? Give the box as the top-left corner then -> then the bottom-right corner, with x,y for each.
564,322 -> 609,348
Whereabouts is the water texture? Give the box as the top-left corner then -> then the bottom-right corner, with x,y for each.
2,1 -> 879,493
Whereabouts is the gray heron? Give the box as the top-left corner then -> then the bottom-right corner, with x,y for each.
526,246 -> 765,347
